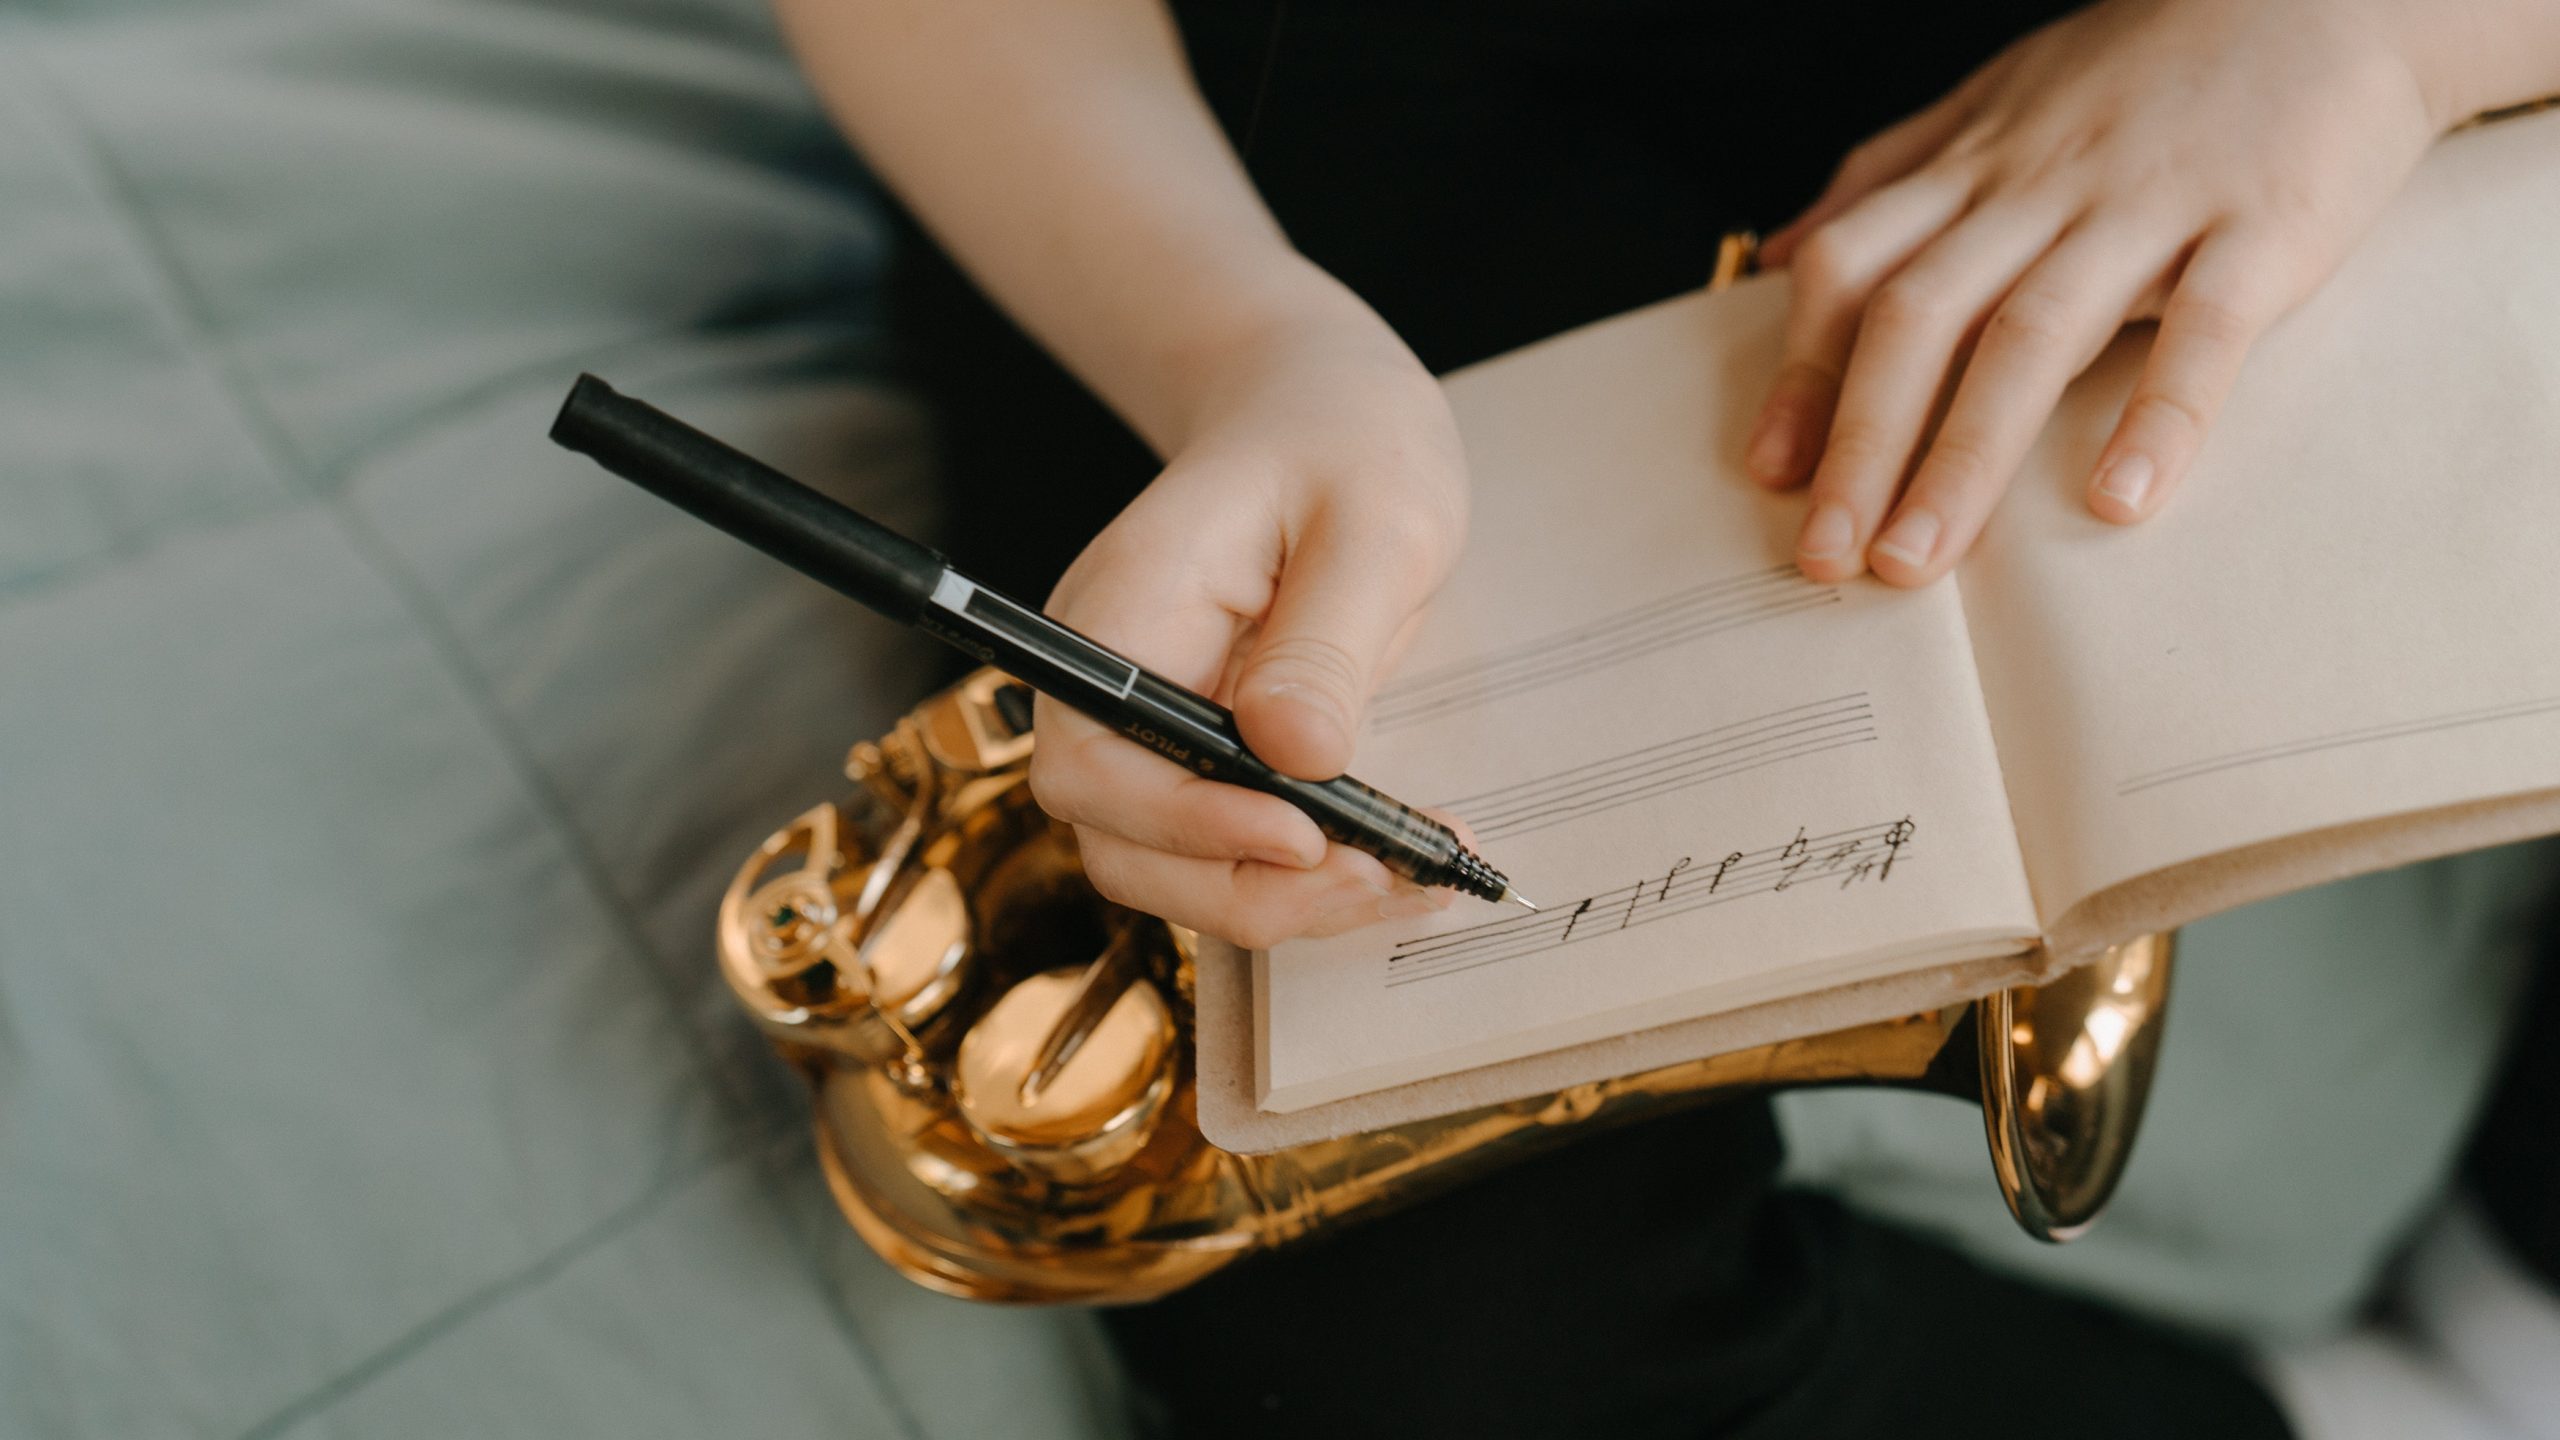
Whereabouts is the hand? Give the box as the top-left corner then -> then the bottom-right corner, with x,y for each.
1028,303 -> 1471,950
1745,0 -> 2457,586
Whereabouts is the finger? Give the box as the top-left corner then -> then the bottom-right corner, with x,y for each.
1077,830 -> 1429,951
1868,214 -> 2181,585
1746,172 -> 1975,490
1030,480 -> 1295,859
1762,69 -> 1994,268
1796,197 -> 2070,581
1233,492 -> 1461,780
1426,805 -> 1479,853
1029,722 -> 1328,867
2086,226 -> 2296,524
1304,870 -> 1450,934
1049,516 -> 1255,695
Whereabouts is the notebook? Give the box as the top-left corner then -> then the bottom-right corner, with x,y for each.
1195,104 -> 2560,1151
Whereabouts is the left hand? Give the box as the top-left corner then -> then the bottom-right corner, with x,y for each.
1745,0 -> 2459,586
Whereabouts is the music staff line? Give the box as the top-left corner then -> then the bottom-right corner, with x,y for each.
1384,818 -> 1916,989
1444,694 -> 1880,842
1391,817 -> 1909,972
2117,695 -> 2560,796
1382,566 -> 1806,694
1371,566 -> 1840,732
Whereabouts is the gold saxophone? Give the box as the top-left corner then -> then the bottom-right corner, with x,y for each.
716,236 -> 2171,1305
717,665 -> 2170,1305
695,77 -> 2560,1288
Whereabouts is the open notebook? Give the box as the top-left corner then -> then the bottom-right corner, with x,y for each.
1195,106 -> 2560,1151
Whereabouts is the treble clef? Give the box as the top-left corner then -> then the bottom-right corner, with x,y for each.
1880,817 -> 1915,880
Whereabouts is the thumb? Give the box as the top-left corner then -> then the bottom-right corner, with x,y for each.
1233,504 -> 1452,781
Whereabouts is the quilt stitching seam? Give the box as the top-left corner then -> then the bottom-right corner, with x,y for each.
11,39 -> 929,1440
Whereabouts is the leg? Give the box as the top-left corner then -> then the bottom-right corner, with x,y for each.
2468,910 -> 2560,1284
1105,1098 -> 2287,1439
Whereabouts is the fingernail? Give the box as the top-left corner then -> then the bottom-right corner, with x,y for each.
1377,888 -> 1443,920
1266,681 -> 1351,746
1871,510 -> 1941,570
1797,502 -> 1856,559
1746,411 -> 1797,481
2095,453 -> 2154,512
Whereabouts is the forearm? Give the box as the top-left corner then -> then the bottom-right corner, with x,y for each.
774,0 -> 1386,456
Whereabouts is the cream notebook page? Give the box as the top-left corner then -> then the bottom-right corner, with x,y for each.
1256,280 -> 2038,1113
1960,107 -> 2560,948
1255,106 -> 2560,1117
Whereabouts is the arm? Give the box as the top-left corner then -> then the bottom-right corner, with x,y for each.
776,0 -> 1470,947
775,0 -> 1318,454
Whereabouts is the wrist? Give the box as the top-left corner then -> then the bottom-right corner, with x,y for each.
2373,0 -> 2560,132
1138,254 -> 1434,455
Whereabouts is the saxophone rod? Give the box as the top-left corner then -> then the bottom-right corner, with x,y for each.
548,374 -> 1536,913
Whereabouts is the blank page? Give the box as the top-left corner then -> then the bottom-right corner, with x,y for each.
1960,109 -> 2560,927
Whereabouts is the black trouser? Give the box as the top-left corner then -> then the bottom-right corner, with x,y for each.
885,3 -> 2296,1435
2470,906 -> 2560,1287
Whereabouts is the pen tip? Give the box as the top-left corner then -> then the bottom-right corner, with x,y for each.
1502,888 -> 1539,912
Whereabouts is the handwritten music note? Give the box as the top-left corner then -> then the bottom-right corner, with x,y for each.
1383,817 -> 1917,989
1655,856 -> 1692,904
1561,898 -> 1593,943
1709,851 -> 1742,894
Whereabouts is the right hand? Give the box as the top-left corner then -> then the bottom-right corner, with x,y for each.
1029,303 -> 1471,951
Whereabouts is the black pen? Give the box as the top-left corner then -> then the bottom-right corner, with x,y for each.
549,375 -> 1536,913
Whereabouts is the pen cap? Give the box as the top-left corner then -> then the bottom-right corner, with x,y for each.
550,374 -> 945,622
